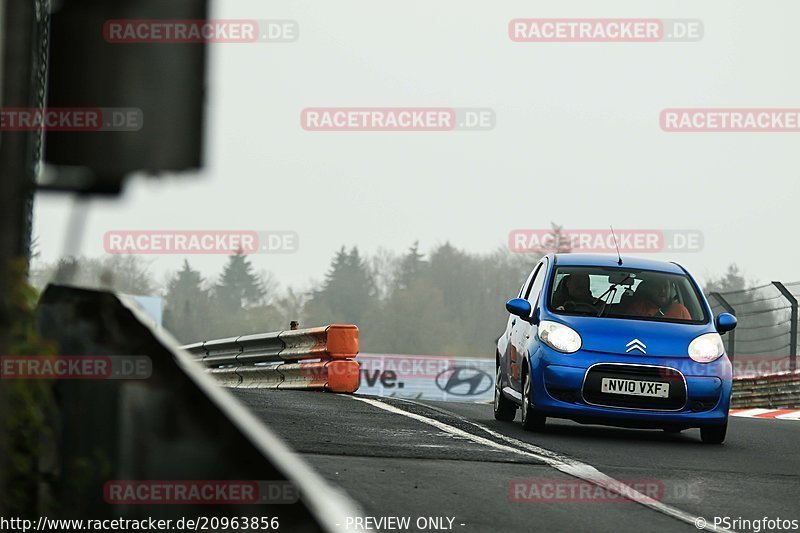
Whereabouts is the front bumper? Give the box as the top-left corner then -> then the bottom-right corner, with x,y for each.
528,346 -> 732,428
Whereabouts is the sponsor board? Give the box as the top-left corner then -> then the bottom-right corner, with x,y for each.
356,354 -> 494,403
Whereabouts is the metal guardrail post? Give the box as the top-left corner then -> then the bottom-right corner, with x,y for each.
710,292 -> 736,360
772,282 -> 798,372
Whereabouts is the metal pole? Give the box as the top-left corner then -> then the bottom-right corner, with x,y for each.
710,292 -> 736,360
772,282 -> 798,372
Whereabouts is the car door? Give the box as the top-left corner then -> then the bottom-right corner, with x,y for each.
509,260 -> 546,392
513,258 -> 549,390
502,268 -> 535,383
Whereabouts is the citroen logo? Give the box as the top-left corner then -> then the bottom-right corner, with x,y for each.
625,339 -> 647,354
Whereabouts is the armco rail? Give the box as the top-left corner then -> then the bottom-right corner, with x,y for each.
183,324 -> 360,393
732,372 -> 800,408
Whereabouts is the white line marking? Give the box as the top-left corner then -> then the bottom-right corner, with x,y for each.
353,396 -> 734,533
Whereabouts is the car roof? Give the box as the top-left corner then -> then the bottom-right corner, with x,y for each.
550,253 -> 687,274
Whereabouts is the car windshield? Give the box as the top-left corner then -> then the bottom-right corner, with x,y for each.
547,266 -> 707,323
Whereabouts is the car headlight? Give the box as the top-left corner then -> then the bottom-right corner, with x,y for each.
538,320 -> 582,354
688,333 -> 725,363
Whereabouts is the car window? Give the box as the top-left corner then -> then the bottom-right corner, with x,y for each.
525,260 -> 547,303
547,266 -> 707,323
518,268 -> 536,298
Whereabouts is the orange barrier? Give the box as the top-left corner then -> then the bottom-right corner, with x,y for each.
277,324 -> 358,361
184,324 -> 360,393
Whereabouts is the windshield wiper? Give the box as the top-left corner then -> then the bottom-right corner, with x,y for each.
593,274 -> 633,317
596,288 -> 617,317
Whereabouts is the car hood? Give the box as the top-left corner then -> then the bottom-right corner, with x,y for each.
548,314 -> 713,357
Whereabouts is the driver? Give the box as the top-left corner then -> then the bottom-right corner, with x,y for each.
552,273 -> 595,311
623,278 -> 691,320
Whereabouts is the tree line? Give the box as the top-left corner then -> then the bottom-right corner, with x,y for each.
30,246 -> 753,357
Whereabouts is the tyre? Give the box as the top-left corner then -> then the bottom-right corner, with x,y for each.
521,367 -> 546,432
700,423 -> 727,444
494,365 -> 517,421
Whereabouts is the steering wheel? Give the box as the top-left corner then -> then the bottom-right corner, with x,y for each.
564,301 -> 598,313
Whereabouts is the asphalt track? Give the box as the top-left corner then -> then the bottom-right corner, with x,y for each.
233,390 -> 800,533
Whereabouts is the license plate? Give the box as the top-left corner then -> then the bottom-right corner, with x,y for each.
600,377 -> 669,398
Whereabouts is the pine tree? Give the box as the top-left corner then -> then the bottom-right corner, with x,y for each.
305,247 -> 375,326
550,222 -> 573,253
704,264 -> 748,294
163,260 -> 210,342
396,241 -> 426,290
214,253 -> 265,312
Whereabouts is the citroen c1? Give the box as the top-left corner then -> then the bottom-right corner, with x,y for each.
494,254 -> 737,444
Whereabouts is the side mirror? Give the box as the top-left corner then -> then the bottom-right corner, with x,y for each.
715,313 -> 737,334
506,298 -> 533,323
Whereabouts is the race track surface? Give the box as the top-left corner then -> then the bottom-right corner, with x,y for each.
232,390 -> 800,533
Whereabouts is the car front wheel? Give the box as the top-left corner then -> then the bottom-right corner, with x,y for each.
700,422 -> 727,444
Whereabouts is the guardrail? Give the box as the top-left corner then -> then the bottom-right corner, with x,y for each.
731,372 -> 800,408
183,324 -> 360,393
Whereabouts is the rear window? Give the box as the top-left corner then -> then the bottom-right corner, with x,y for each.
547,266 -> 707,324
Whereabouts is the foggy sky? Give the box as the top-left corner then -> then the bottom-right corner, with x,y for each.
33,1 -> 800,291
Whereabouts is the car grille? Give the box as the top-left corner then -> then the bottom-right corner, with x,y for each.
582,364 -> 687,411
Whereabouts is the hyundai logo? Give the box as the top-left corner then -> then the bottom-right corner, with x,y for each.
625,339 -> 647,355
435,366 -> 493,396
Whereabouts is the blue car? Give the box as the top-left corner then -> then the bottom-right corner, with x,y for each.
495,254 -> 737,444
